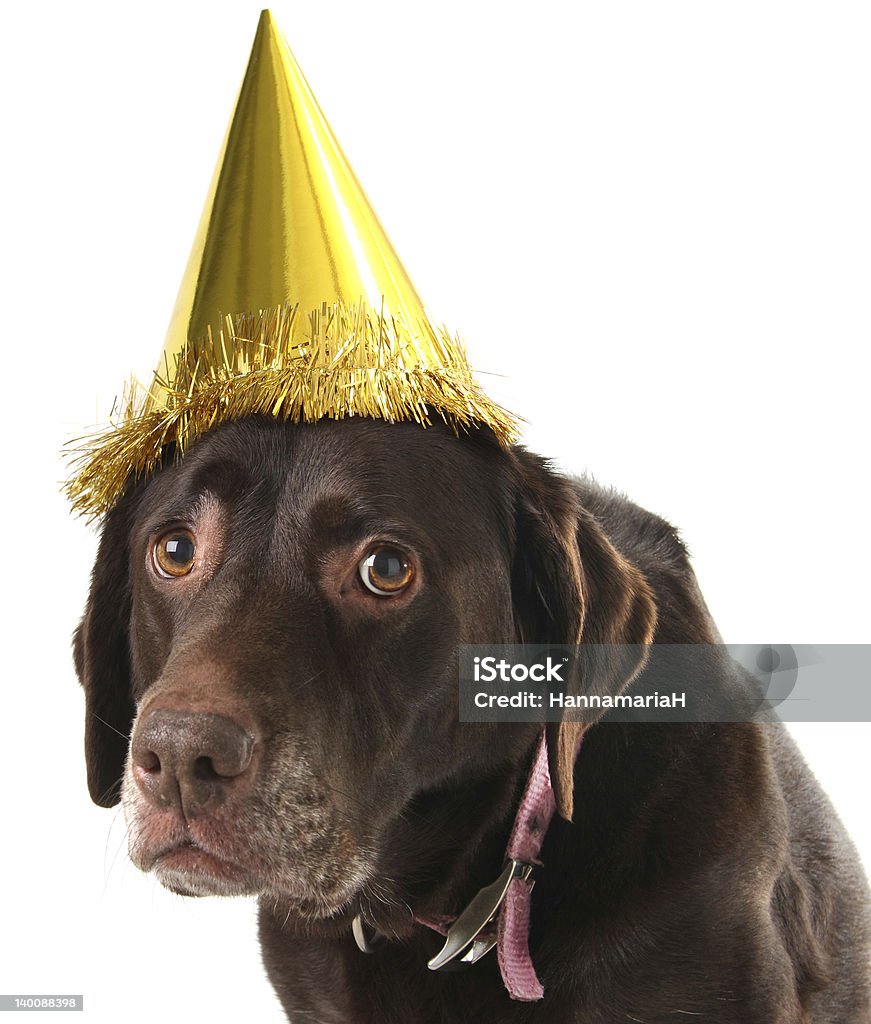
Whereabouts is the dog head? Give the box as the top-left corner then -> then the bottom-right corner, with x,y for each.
74,417 -> 654,924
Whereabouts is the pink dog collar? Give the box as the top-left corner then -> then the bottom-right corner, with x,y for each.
422,728 -> 583,1001
352,729 -> 583,1001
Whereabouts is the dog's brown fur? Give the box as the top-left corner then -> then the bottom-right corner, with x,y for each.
75,417 -> 871,1022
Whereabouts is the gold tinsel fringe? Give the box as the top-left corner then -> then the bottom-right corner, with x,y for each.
64,301 -> 518,518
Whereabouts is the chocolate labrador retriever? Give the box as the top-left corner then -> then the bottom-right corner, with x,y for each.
74,416 -> 870,1022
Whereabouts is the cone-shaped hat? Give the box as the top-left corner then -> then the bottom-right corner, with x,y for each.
163,9 -> 430,378
67,10 -> 516,517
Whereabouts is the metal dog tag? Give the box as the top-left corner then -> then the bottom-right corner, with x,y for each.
427,860 -> 534,972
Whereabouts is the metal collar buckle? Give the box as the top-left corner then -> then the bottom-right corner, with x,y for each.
426,859 -> 535,972
351,860 -> 535,967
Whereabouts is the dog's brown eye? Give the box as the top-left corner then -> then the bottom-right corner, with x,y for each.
153,530 -> 197,578
359,546 -> 415,596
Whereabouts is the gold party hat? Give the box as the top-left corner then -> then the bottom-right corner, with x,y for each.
66,9 -> 517,517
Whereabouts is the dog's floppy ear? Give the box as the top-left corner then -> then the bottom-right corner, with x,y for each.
511,451 -> 657,820
73,494 -> 137,807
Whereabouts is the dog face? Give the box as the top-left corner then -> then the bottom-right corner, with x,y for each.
74,417 -> 654,928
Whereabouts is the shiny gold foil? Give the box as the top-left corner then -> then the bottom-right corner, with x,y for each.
66,10 -> 517,517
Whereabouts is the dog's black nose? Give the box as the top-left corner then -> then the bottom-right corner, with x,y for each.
131,709 -> 255,817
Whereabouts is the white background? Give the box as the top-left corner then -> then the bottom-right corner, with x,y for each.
0,1 -> 868,1020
